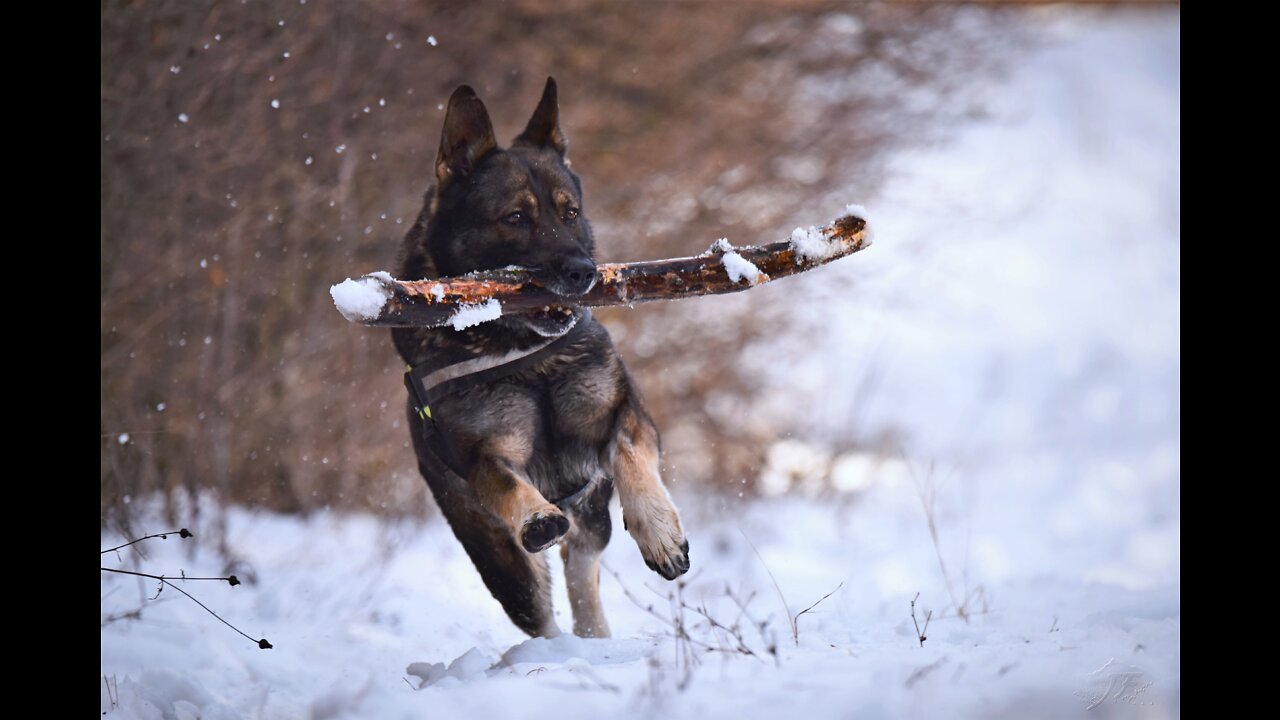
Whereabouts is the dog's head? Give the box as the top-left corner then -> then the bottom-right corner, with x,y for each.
424,78 -> 596,335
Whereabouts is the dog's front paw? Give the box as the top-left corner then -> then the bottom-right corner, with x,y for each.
520,507 -> 571,553
625,504 -> 690,580
643,536 -> 690,581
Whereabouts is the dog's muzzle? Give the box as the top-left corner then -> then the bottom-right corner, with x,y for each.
545,257 -> 598,296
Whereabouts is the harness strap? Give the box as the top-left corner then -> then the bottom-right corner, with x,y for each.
404,309 -> 597,509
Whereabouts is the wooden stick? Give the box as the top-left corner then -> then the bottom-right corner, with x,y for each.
331,213 -> 871,328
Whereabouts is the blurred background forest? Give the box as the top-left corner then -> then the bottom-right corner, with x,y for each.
102,0 -> 1014,531
102,1 -> 1177,539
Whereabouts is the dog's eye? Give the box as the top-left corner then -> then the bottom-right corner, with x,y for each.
504,211 -> 526,226
564,207 -> 579,222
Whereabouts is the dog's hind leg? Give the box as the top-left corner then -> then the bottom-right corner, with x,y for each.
422,462 -> 561,638
609,389 -> 691,581
410,408 -> 562,637
560,481 -> 614,638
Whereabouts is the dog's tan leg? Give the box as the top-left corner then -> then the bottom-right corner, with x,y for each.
473,435 -> 570,554
560,541 -> 610,638
559,488 -> 613,638
611,397 -> 690,580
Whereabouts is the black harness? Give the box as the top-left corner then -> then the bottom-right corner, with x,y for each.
403,309 -> 597,509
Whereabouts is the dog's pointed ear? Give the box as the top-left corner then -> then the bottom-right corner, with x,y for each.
514,77 -> 567,157
436,85 -> 498,189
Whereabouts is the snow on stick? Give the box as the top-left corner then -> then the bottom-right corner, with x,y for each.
331,210 -> 872,329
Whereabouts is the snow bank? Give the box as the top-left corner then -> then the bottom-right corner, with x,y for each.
498,635 -> 653,667
102,491 -> 1180,718
406,637 -> 655,690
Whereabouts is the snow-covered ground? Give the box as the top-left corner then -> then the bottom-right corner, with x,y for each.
102,9 -> 1179,719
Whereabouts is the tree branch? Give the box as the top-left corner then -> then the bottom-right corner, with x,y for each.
332,212 -> 871,328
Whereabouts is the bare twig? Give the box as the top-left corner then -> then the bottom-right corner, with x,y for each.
905,455 -> 987,624
601,562 -> 781,690
963,585 -> 990,616
101,530 -> 270,649
103,674 -> 119,712
668,579 -> 700,690
724,586 -> 779,664
144,573 -> 271,649
910,460 -> 963,619
601,563 -> 678,632
929,606 -> 995,622
101,528 -> 192,555
792,581 -> 844,644
910,593 -> 932,647
737,527 -> 795,643
680,599 -> 756,657
101,567 -> 240,585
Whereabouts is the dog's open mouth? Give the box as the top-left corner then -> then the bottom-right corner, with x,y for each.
519,305 -> 581,337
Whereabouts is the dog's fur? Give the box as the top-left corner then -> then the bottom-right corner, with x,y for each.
391,78 -> 690,638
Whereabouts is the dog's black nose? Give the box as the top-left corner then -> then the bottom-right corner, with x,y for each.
556,257 -> 598,296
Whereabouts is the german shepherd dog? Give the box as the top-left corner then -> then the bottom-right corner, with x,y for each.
392,78 -> 690,638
